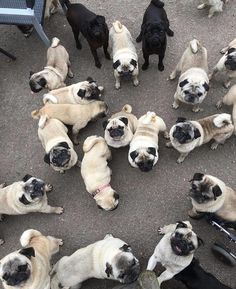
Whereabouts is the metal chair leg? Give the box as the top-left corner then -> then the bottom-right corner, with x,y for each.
0,47 -> 16,60
32,18 -> 50,47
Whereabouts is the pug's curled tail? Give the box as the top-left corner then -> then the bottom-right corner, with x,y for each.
112,21 -> 123,33
51,37 -> 60,48
122,104 -> 132,113
190,39 -> 200,54
213,113 -> 232,128
20,229 -> 42,247
151,0 -> 164,8
83,135 -> 105,153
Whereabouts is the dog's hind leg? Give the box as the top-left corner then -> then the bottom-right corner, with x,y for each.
72,28 -> 82,50
90,47 -> 101,68
67,60 -> 74,78
103,36 -> 111,60
211,131 -> 233,149
142,51 -> 150,71
177,152 -> 189,163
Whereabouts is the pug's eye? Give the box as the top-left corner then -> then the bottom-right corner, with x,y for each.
132,259 -> 136,266
119,273 -> 125,279
118,126 -> 123,129
203,195 -> 209,200
3,273 -> 9,281
192,184 -> 197,190
32,179 -> 36,185
198,92 -> 202,96
188,244 -> 194,251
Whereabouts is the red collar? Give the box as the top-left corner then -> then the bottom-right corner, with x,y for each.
92,184 -> 111,198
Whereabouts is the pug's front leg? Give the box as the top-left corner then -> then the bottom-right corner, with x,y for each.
172,95 -> 180,109
114,71 -> 121,89
45,183 -> 53,193
41,205 -> 64,214
192,104 -> 203,113
177,152 -> 189,163
157,269 -> 175,285
132,74 -> 139,87
158,223 -> 177,235
147,253 -> 160,271
188,207 -> 205,219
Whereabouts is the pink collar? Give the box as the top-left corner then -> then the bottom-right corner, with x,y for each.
92,184 -> 111,198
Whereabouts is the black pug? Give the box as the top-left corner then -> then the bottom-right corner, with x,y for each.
175,258 -> 232,289
136,0 -> 174,71
63,0 -> 110,68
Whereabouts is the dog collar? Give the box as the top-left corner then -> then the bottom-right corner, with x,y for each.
44,66 -> 64,81
92,184 -> 111,198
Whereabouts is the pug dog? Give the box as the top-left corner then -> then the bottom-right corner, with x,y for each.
43,77 -> 104,104
63,0 -> 110,68
216,84 -> 236,133
197,0 -> 229,18
103,104 -> 138,148
175,257 -> 232,289
128,112 -> 167,172
109,21 -> 139,89
136,0 -> 174,71
37,118 -> 78,173
0,174 -> 63,218
32,100 -> 108,144
147,221 -> 203,286
167,114 -> 234,163
0,229 -> 62,289
81,136 -> 119,211
188,173 -> 236,227
50,234 -> 140,289
29,37 -> 73,93
210,38 -> 236,88
170,39 -> 209,112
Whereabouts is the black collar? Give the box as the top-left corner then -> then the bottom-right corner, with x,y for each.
19,195 -> 31,205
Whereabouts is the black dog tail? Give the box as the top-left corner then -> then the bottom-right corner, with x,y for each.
63,0 -> 71,9
151,0 -> 165,8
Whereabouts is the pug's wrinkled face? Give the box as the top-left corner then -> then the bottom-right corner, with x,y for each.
225,48 -> 236,71
129,147 -> 157,172
103,117 -> 129,141
29,72 -> 47,93
170,222 -> 201,256
189,173 -> 223,204
20,174 -> 45,204
87,15 -> 107,40
105,244 -> 140,284
0,248 -> 35,287
172,118 -> 201,145
77,77 -> 103,101
144,22 -> 166,48
44,142 -> 71,168
113,59 -> 137,80
95,188 -> 119,211
179,79 -> 209,104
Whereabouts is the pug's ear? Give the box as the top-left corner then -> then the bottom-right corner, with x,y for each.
29,71 -> 35,78
120,117 -> 128,126
113,60 -> 121,69
102,120 -> 108,130
179,79 -> 188,88
197,236 -> 204,247
105,262 -> 113,277
22,174 -> 33,182
148,147 -> 156,156
192,173 -> 204,181
19,247 -> 35,259
176,221 -> 188,229
58,142 -> 70,149
130,59 -> 137,68
203,82 -> 209,91
194,128 -> 201,139
86,76 -> 95,83
77,89 -> 86,98
96,15 -> 105,24
176,117 -> 186,123
227,47 -> 236,54
44,154 -> 50,165
212,185 -> 222,200
130,151 -> 138,161
120,244 -> 132,252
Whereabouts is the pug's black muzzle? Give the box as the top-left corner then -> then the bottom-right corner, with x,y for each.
109,128 -> 124,138
225,58 -> 236,71
171,237 -> 191,256
51,150 -> 70,167
4,271 -> 30,286
29,80 -> 43,93
138,162 -> 153,172
119,71 -> 133,80
122,263 -> 140,284
185,94 -> 199,104
31,183 -> 45,198
173,131 -> 190,144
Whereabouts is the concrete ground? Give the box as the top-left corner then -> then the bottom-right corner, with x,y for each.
0,0 -> 235,288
